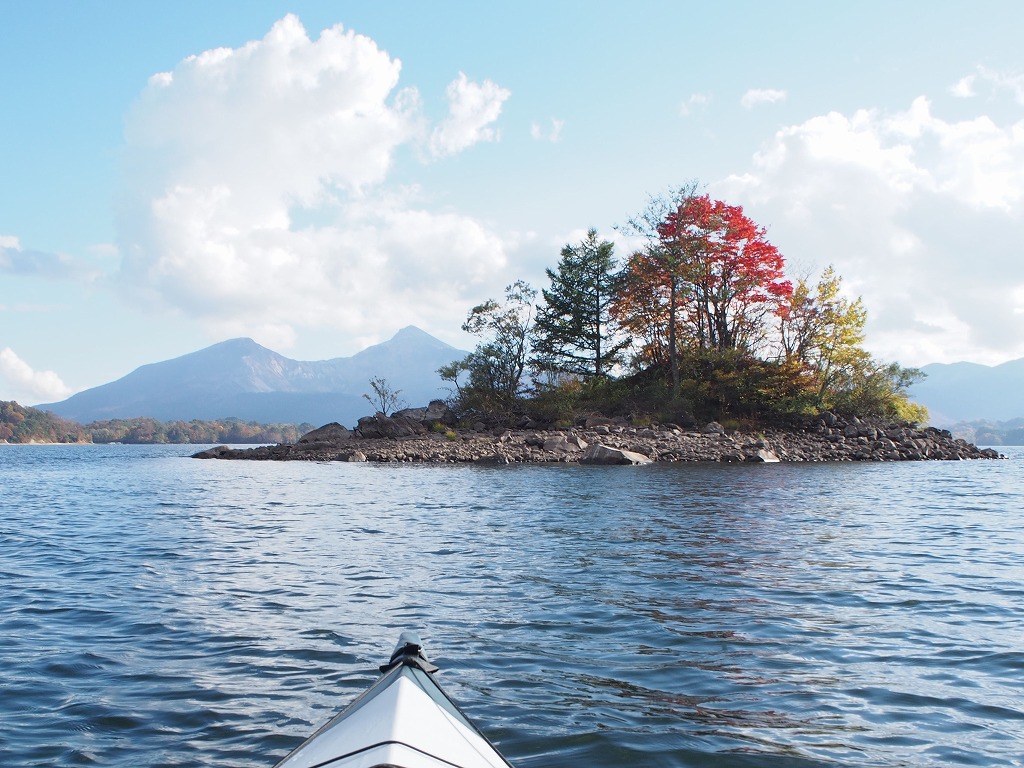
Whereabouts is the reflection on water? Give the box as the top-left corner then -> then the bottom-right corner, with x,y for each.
1,446 -> 1023,767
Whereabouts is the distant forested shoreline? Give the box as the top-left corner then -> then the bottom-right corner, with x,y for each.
0,401 -> 313,445
947,418 -> 1024,446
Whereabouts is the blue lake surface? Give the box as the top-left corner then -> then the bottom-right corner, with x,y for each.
2,444 -> 1023,767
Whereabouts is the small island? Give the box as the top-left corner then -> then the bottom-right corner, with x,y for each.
7,187 -> 1000,464
197,189 -> 1001,465
194,404 -> 999,464
195,191 -> 1003,468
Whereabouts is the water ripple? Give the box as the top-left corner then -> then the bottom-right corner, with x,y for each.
1,446 -> 1023,766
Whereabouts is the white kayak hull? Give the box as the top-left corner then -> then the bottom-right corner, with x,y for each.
274,633 -> 514,768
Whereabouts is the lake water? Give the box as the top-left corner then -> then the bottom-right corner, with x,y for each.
2,444 -> 1023,767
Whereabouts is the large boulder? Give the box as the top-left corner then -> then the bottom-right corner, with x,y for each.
474,453 -> 511,465
543,434 -> 589,453
336,450 -> 367,462
297,422 -> 352,446
192,445 -> 233,459
356,412 -> 428,439
746,448 -> 781,463
580,444 -> 653,465
393,400 -> 450,425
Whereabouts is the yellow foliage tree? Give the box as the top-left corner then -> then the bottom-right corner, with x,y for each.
779,266 -> 925,421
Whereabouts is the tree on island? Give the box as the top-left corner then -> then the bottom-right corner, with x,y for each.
439,280 -> 537,409
615,181 -> 699,397
780,265 -> 869,402
439,183 -> 928,427
778,266 -> 925,422
532,229 -> 628,379
363,376 -> 405,415
614,183 -> 792,397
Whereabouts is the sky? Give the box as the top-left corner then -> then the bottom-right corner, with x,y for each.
2,1 -> 1023,406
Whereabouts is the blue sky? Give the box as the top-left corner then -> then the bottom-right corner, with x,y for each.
2,1 -> 1023,405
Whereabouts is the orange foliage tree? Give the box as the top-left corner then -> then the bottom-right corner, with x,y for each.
614,186 -> 792,395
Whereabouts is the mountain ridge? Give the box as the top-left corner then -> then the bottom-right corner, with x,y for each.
36,326 -> 466,427
909,357 -> 1024,425
34,330 -> 1024,429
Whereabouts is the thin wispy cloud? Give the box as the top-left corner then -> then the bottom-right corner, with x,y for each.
741,88 -> 787,109
950,66 -> 1024,104
680,92 -> 709,116
530,118 -> 564,142
950,75 -> 976,98
0,236 -> 80,279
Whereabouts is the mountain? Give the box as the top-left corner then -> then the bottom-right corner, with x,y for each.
909,357 -> 1024,426
36,326 -> 467,427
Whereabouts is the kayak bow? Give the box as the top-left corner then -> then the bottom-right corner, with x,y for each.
274,632 -> 515,768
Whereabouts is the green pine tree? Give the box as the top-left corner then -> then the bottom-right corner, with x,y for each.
533,229 -> 628,378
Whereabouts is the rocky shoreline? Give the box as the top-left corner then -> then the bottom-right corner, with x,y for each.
194,406 -> 1001,465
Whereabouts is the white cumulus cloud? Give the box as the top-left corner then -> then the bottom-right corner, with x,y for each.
429,72 -> 511,158
741,88 -> 787,109
117,15 -> 514,350
0,348 -> 72,404
718,89 -> 1024,367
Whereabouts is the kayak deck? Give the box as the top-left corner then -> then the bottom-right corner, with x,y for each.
274,633 -> 514,768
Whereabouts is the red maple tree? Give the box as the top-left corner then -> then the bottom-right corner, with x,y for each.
614,193 -> 792,374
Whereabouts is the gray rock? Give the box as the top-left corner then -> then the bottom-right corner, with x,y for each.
543,435 -> 588,452
356,412 -> 427,439
393,399 -> 449,424
192,445 -> 233,459
474,454 -> 510,465
580,444 -> 653,465
566,434 -> 588,449
297,422 -> 352,445
191,415 -> 1004,464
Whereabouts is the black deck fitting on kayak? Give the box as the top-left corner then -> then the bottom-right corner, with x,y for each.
380,631 -> 440,674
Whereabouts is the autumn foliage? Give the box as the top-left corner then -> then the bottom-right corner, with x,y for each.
613,192 -> 792,365
0,401 -> 315,445
443,184 -> 926,426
